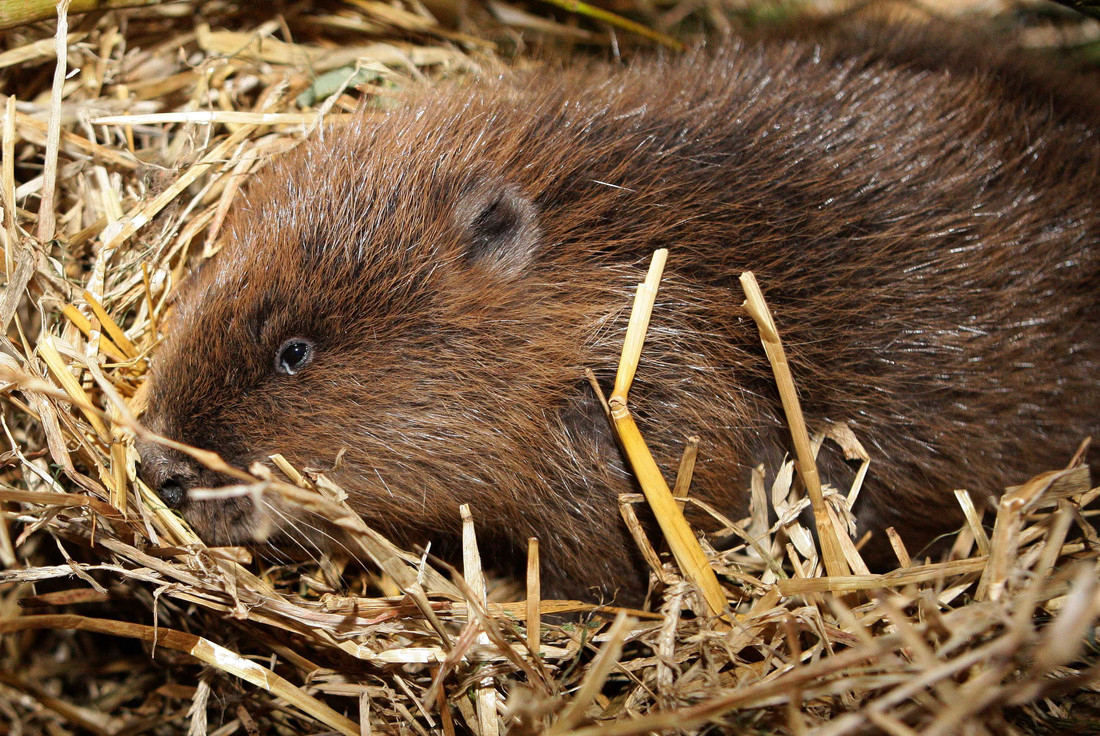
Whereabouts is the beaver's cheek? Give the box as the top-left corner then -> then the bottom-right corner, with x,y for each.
179,494 -> 263,546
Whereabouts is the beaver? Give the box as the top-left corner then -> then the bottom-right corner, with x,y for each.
136,26 -> 1100,604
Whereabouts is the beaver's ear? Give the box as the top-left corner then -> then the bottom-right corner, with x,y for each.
453,179 -> 540,276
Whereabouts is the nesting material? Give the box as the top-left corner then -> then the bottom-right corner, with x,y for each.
1,1 -> 1098,735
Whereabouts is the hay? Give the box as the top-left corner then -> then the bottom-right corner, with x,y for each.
1,1 -> 1099,734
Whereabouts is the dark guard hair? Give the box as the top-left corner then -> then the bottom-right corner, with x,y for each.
138,25 -> 1100,603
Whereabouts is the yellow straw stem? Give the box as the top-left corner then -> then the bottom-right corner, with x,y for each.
739,271 -> 850,578
609,249 -> 728,620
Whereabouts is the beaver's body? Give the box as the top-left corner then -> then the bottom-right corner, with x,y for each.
138,29 -> 1100,602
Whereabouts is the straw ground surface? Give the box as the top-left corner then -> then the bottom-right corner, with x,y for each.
1,1 -> 1099,734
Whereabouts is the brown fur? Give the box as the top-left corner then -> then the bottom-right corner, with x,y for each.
138,27 -> 1100,603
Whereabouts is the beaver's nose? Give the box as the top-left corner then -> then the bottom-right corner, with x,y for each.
157,474 -> 188,509
136,440 -> 200,510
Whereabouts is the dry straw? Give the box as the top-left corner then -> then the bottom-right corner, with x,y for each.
0,1 -> 1098,735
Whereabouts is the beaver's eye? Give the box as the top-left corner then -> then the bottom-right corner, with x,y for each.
275,338 -> 313,375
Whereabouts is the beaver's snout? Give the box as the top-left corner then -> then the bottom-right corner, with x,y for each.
136,441 -> 202,510
137,440 -> 271,547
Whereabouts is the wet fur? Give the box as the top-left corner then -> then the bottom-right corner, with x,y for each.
139,27 -> 1100,603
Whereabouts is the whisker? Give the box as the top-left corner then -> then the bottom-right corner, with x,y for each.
260,497 -> 362,563
260,498 -> 325,559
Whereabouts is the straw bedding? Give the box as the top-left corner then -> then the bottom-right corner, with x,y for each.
0,1 -> 1098,734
